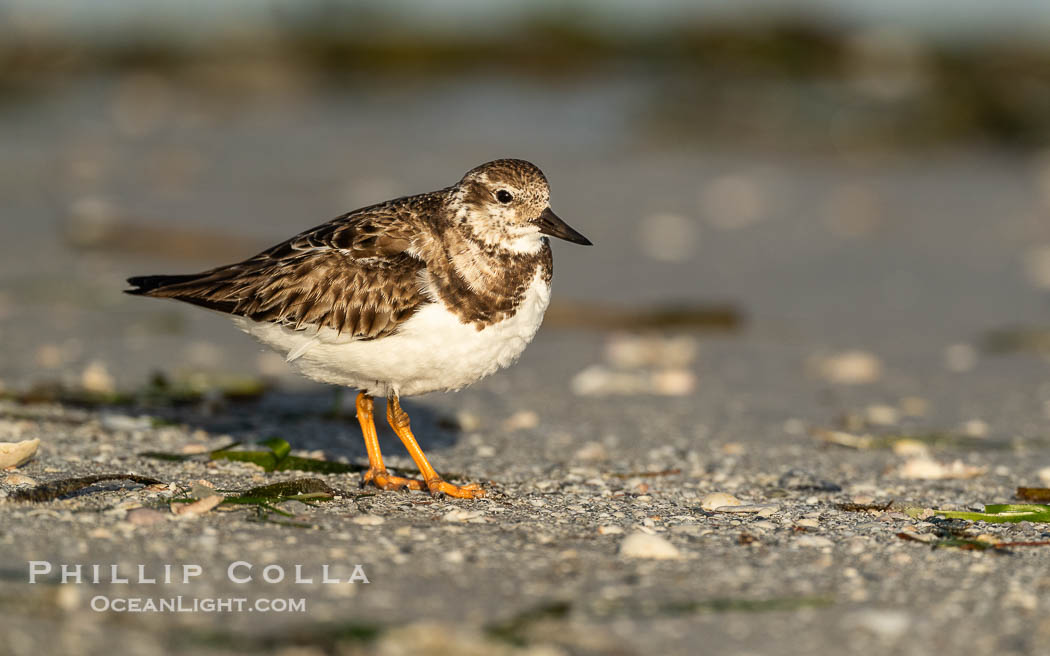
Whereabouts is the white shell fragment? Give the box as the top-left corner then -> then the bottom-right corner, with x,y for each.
442,509 -> 486,523
572,333 -> 698,397
571,365 -> 695,397
172,494 -> 224,516
897,458 -> 985,480
700,492 -> 742,511
619,532 -> 684,560
605,333 -> 698,369
502,410 -> 539,431
0,438 -> 40,469
3,473 -> 37,486
716,504 -> 779,514
865,405 -> 899,426
812,350 -> 882,384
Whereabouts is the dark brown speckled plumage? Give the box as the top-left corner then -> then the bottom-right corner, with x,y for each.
126,159 -> 575,339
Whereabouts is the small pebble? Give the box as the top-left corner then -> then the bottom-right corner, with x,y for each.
442,509 -> 485,523
81,361 -> 116,395
813,350 -> 882,384
3,473 -> 37,486
815,430 -> 873,448
891,439 -> 929,457
865,405 -> 899,426
574,441 -> 608,461
455,411 -> 481,432
619,532 -> 684,560
1038,467 -> 1050,485
846,609 -> 912,640
960,419 -> 989,438
899,396 -> 929,417
571,365 -> 695,397
651,369 -> 696,396
944,343 -> 978,372
605,333 -> 698,369
443,550 -> 465,564
126,508 -> 168,526
56,586 -> 80,612
100,413 -> 152,432
502,410 -> 539,431
571,365 -> 647,396
35,344 -> 64,369
1003,589 -> 1039,612
796,535 -> 834,548
1022,245 -> 1050,289
352,514 -> 386,526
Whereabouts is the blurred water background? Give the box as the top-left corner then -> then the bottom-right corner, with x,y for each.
2,0 -> 1050,401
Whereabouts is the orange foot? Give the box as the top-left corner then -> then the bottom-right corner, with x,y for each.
384,394 -> 486,499
362,467 -> 425,492
425,477 -> 485,499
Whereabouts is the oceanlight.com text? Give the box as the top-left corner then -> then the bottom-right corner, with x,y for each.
90,596 -> 307,613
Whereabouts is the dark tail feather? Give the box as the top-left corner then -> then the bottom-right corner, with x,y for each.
125,272 -> 240,315
125,273 -> 204,296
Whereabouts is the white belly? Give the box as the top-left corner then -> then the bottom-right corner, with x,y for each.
233,272 -> 551,397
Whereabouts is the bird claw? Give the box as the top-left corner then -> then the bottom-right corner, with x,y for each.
425,478 -> 485,499
361,468 -> 483,498
362,468 -> 426,492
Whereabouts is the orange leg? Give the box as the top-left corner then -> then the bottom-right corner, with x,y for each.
386,394 -> 485,499
355,392 -> 425,492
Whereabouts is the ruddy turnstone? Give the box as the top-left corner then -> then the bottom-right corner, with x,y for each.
126,159 -> 590,498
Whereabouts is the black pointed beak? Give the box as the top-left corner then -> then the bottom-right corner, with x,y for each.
535,207 -> 592,245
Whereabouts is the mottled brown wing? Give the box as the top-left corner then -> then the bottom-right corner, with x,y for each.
128,208 -> 428,340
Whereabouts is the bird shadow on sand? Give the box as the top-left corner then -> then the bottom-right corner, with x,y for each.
144,388 -> 462,466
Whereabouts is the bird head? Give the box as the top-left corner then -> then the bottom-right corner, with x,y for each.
452,159 -> 591,253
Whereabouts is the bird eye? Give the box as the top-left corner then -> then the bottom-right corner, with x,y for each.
496,190 -> 514,204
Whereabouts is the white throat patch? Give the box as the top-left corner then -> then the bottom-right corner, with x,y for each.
504,228 -> 544,254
